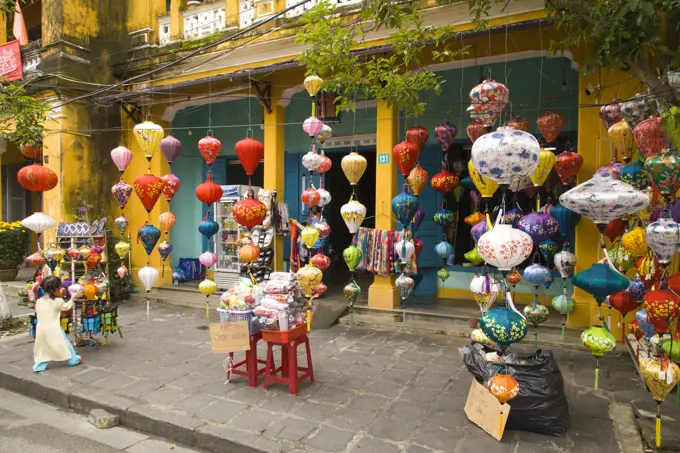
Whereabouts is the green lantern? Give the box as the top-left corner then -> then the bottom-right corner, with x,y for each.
464,247 -> 484,266
581,325 -> 616,391
437,268 -> 450,282
343,246 -> 363,272
644,148 -> 680,204
480,305 -> 528,352
552,294 -> 576,339
661,105 -> 680,151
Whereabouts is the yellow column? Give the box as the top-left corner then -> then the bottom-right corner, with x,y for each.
568,69 -> 641,339
0,150 -> 4,220
226,0 -> 240,28
42,115 -> 64,245
368,102 -> 399,309
263,89 -> 285,272
171,0 -> 184,39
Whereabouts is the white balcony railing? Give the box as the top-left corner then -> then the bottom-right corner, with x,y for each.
184,2 -> 227,40
240,0 -> 275,28
158,15 -> 172,45
285,0 -> 362,17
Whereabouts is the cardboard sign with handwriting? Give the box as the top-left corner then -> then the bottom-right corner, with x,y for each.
464,379 -> 511,441
209,322 -> 251,353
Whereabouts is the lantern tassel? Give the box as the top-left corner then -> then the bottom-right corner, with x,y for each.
307,309 -> 312,332
534,331 -> 538,352
656,405 -> 662,448
561,324 -> 565,340
499,411 -> 504,438
350,308 -> 354,328
206,299 -> 209,319
594,358 -> 599,391
146,295 -> 150,320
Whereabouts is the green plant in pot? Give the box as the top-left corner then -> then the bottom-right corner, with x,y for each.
0,221 -> 29,281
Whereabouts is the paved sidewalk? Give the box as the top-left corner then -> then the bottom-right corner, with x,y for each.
0,301 -> 648,453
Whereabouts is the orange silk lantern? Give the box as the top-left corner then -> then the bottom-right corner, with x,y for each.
198,136 -> 222,165
643,289 -> 680,334
487,373 -> 519,438
406,165 -> 428,196
238,243 -> 260,263
161,173 -> 181,202
537,110 -> 565,143
87,251 -> 101,269
20,143 -> 42,160
636,253 -> 663,289
506,116 -> 530,132
233,196 -> 267,229
159,211 -> 176,233
311,253 -> 331,271
464,211 -> 485,226
195,174 -> 223,205
82,283 -> 97,300
301,187 -> 321,208
133,173 -> 164,213
392,141 -> 420,177
317,155 -> 332,174
405,126 -> 429,149
431,170 -> 460,195
235,137 -> 264,176
17,164 -> 58,192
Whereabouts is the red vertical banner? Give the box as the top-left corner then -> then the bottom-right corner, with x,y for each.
0,40 -> 23,81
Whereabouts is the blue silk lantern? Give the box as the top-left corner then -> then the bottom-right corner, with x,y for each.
157,241 -> 173,261
518,212 -> 559,244
626,275 -> 648,303
635,308 -> 657,338
461,176 -> 475,191
539,240 -> 558,264
198,220 -> 220,239
572,263 -> 629,303
435,241 -> 453,260
434,208 -> 455,227
138,224 -> 161,256
620,159 -> 648,191
504,207 -> 524,228
549,204 -> 581,238
480,305 -> 528,350
523,264 -> 551,287
392,187 -> 419,227
470,220 -> 487,243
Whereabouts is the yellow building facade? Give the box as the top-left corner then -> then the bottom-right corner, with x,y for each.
0,0 -> 650,336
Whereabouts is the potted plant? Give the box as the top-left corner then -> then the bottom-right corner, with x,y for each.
0,221 -> 29,281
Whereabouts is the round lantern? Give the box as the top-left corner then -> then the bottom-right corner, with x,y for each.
234,137 -> 263,175
391,188 -> 419,227
607,120 -> 636,163
507,116 -> 530,131
627,275 -> 648,303
537,110 -> 565,143
195,174 -> 223,205
480,305 -> 528,350
621,94 -> 652,129
524,264 -> 551,288
111,146 -> 133,173
645,217 -> 680,265
554,151 -> 584,185
314,282 -> 328,297
20,142 -> 42,160
341,197 -> 366,233
640,355 -> 680,404
471,126 -> 540,186
159,211 -> 176,233
645,149 -> 680,204
198,220 -> 220,239
634,116 -> 666,159
198,136 -> 222,166
343,280 -> 361,303
317,124 -> 332,144
435,241 -> 453,260
395,273 -> 415,300
112,180 -> 133,210
317,188 -> 332,207
470,220 -> 487,243
138,224 -> 161,256
317,155 -> 332,174
603,218 -> 627,240
406,165 -> 428,196
303,75 -> 323,97
82,283 -> 98,300
303,117 -> 324,137
503,208 -> 524,228
643,289 -> 680,333
467,120 -> 486,143
138,265 -> 159,292
161,173 -> 181,202
600,98 -> 623,130
467,160 -> 499,198
395,238 -> 415,264
67,247 -> 80,261
160,135 -> 182,164
554,250 -> 577,279
238,243 -> 261,263
434,122 -> 457,152
559,174 -> 649,226
17,164 -> 58,192
343,246 -> 362,272
530,148 -> 556,187
392,141 -> 420,177
157,241 -> 173,262
406,126 -> 429,148
301,226 -> 320,249
78,246 -> 91,260
609,291 -> 638,318
302,150 -> 322,173
133,121 -> 164,160
507,269 -> 522,287
487,373 -> 519,405
341,152 -> 367,186
623,225 -> 649,257
477,224 -> 533,271
431,170 -> 459,195
524,300 -> 550,327
301,187 -> 321,208
296,264 -> 323,297
233,196 -> 267,229
552,295 -> 576,336
620,159 -> 648,190
433,208 -> 455,227
313,221 -> 331,239
311,253 -> 331,271
581,325 -> 616,357
469,79 -> 509,115
517,212 -> 559,244
470,274 -> 501,313
133,173 -> 164,213
572,263 -> 629,303
199,251 -> 218,267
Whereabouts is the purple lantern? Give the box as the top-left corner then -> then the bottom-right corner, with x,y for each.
517,212 -> 559,244
471,220 -> 488,243
650,198 -> 680,223
504,207 -> 524,228
160,135 -> 182,164
413,209 -> 425,231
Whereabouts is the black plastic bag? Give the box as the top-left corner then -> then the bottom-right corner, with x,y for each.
462,344 -> 570,436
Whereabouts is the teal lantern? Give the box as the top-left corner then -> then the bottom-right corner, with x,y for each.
480,305 -> 528,351
539,240 -> 558,264
434,208 -> 455,227
392,187 -> 419,227
552,294 -> 576,339
572,263 -> 629,304
198,220 -> 220,239
550,204 -> 581,238
620,159 -> 648,190
138,224 -> 161,256
461,176 -> 475,191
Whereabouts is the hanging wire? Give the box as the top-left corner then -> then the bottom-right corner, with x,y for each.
207,76 -> 213,136
246,70 -> 253,138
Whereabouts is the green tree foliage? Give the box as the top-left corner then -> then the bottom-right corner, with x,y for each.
0,83 -> 50,147
295,0 -> 468,116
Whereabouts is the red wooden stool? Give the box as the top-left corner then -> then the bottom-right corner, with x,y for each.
263,333 -> 314,395
227,332 -> 267,387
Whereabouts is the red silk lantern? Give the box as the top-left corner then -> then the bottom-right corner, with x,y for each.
20,143 -> 42,160
311,253 -> 331,271
668,273 -> 680,294
17,164 -> 58,192
414,238 -> 423,259
603,218 -> 626,241
25,252 -> 44,267
609,291 -> 638,317
628,320 -> 643,339
233,196 -> 267,229
405,126 -> 428,149
466,121 -> 486,144
392,141 -> 420,177
161,173 -> 181,202
636,254 -> 663,289
314,282 -> 328,297
235,137 -> 264,176
133,173 -> 164,213
506,116 -> 530,132
87,251 -> 101,269
537,110 -> 565,144
634,116 -> 666,159
553,151 -> 583,185
317,155 -> 332,174
301,187 -> 321,208
198,136 -> 222,165
431,170 -> 460,194
195,174 -> 223,205
643,289 -> 680,333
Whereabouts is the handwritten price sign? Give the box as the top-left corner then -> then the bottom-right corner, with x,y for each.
209,322 -> 251,353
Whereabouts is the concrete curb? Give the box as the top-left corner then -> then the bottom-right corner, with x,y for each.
0,365 -> 278,453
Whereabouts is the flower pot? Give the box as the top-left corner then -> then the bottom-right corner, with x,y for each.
0,268 -> 19,282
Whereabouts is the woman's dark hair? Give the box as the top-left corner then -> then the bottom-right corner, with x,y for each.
40,276 -> 62,299
310,206 -> 322,216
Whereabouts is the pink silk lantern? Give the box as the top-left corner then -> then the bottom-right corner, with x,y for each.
199,251 -> 218,268
317,155 -> 332,174
161,173 -> 181,202
634,116 -> 667,159
303,117 -> 324,137
110,146 -> 133,173
160,135 -> 182,164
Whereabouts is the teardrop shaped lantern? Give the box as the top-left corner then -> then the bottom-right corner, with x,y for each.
235,137 -> 264,176
406,126 -> 429,149
406,165 -> 428,196
198,135 -> 222,166
341,152 -> 367,186
530,148 -> 556,187
477,224 -> 534,271
469,79 -> 509,117
317,124 -> 333,145
434,122 -> 457,152
395,238 -> 415,263
303,75 -> 324,97
133,173 -> 165,213
645,217 -> 680,265
607,120 -> 636,163
392,141 -> 420,177
431,170 -> 460,195
600,98 -> 623,130
157,241 -> 173,262
553,151 -> 584,185
161,173 -> 181,202
340,196 -> 366,233
395,273 -> 415,300
301,226 -> 320,249
467,160 -> 499,199
138,224 -> 161,256
195,174 -> 223,205
296,264 -> 323,297
644,148 -> 680,204
507,116 -> 530,132
537,110 -> 565,144
467,120 -> 486,144
114,215 -> 129,234
634,116 -> 666,159
133,121 -> 164,161
159,211 -> 176,234
627,275 -> 648,303
517,212 -> 559,244
112,180 -> 133,210
391,187 -> 419,227
160,135 -> 182,164
111,146 -> 133,173
343,280 -> 361,303
471,126 -> 541,186
572,263 -> 629,303
317,188 -> 332,207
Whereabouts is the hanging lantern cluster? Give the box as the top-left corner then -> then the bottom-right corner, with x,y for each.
17,136 -> 57,193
